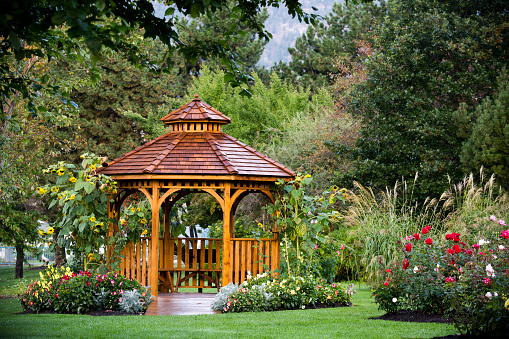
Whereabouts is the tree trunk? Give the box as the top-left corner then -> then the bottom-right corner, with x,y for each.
53,230 -> 66,267
15,244 -> 24,279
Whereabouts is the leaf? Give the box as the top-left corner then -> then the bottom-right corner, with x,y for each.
8,31 -> 20,51
165,7 -> 175,16
224,72 -> 236,83
85,37 -> 102,54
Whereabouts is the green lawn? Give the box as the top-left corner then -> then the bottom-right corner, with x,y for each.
0,268 -> 459,338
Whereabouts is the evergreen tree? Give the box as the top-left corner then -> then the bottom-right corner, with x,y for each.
55,37 -> 185,164
177,1 -> 269,75
274,1 -> 386,91
339,0 -> 509,200
461,69 -> 509,189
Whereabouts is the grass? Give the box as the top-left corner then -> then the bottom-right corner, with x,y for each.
0,276 -> 458,339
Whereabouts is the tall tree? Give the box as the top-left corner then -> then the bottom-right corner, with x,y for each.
339,0 -> 509,200
53,37 -> 185,165
177,1 -> 269,75
460,69 -> 509,189
272,1 -> 386,91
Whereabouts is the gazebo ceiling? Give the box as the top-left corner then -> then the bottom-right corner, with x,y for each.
98,95 -> 295,178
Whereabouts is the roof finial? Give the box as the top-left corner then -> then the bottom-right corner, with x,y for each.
193,94 -> 200,101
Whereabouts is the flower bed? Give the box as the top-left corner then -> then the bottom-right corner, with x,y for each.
20,265 -> 153,314
211,273 -> 355,313
372,217 -> 509,337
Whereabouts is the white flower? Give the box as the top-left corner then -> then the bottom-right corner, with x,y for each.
479,239 -> 490,246
413,266 -> 419,273
302,306 -> 305,309
494,292 -> 498,297
490,215 -> 497,222
485,292 -> 492,299
486,264 -> 496,278
392,298 -> 398,303
499,245 -> 505,250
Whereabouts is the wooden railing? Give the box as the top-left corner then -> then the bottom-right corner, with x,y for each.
159,237 -> 222,292
118,235 -> 280,292
229,237 -> 280,285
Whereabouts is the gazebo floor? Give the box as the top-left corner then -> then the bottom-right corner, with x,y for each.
145,292 -> 221,316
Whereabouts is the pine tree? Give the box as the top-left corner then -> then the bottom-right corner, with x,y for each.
275,1 -> 386,91
461,69 -> 509,189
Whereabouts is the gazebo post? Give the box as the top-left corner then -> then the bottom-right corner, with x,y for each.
222,183 -> 232,286
150,183 -> 160,296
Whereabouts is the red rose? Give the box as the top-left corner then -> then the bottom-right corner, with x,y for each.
425,238 -> 433,245
385,269 -> 392,273
414,233 -> 420,240
453,244 -> 461,253
422,227 -> 429,235
383,281 -> 389,286
403,259 -> 409,269
405,243 -> 412,252
447,248 -> 454,254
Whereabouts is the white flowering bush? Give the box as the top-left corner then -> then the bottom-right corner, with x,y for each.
216,272 -> 355,313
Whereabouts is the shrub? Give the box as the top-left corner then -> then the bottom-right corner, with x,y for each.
20,265 -> 153,314
216,273 -> 355,313
372,217 -> 509,337
211,282 -> 239,311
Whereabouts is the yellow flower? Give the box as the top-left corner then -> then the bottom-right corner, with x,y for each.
140,218 -> 147,224
137,207 -> 141,212
38,230 -> 45,236
340,188 -> 347,194
70,194 -> 75,200
95,222 -> 104,228
305,174 -> 311,178
90,164 -> 97,171
47,227 -> 54,235
51,186 -> 59,192
90,216 -> 96,223
69,177 -> 77,183
141,229 -> 148,236
342,193 -> 348,200
57,168 -> 65,176
131,207 -> 135,213
332,185 -> 338,192
85,176 -> 91,181
120,219 -> 127,226
505,299 -> 509,311
37,187 -> 47,194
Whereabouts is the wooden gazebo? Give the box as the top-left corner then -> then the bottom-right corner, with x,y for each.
98,95 -> 295,296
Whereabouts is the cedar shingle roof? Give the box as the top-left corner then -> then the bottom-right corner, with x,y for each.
160,94 -> 231,124
98,95 -> 295,178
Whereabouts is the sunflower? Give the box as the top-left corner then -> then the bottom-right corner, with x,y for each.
69,177 -> 77,183
47,227 -> 55,234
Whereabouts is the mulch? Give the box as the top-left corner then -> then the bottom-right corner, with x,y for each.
372,310 -> 453,324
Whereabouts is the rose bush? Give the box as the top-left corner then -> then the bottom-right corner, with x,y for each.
372,217 -> 509,337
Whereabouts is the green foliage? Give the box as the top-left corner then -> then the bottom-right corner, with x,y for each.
186,66 -> 332,147
275,1 -> 386,91
341,0 -> 509,201
461,69 -> 509,189
265,175 -> 344,277
20,265 -> 152,314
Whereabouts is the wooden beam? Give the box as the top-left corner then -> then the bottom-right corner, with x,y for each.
149,182 -> 160,297
222,182 -> 232,286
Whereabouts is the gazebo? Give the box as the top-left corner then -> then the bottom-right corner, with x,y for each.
98,95 -> 295,296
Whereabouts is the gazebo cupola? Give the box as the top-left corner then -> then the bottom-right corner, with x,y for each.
99,94 -> 295,296
161,94 -> 231,133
